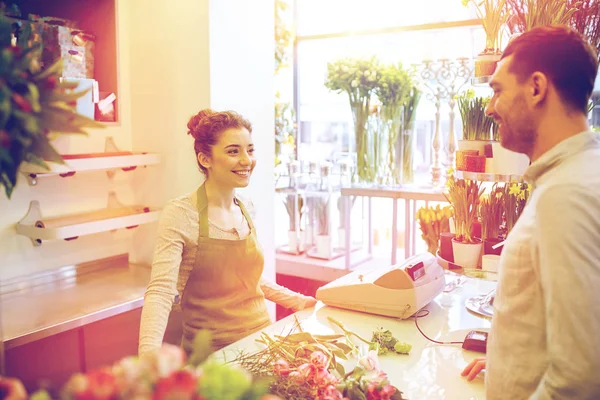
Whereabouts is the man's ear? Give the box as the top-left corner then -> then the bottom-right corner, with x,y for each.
197,152 -> 211,171
530,71 -> 549,107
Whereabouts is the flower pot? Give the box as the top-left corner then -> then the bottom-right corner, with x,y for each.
452,238 -> 483,269
471,220 -> 482,240
456,150 -> 479,171
458,140 -> 495,156
492,142 -> 530,176
316,234 -> 333,259
288,230 -> 299,253
465,154 -> 486,172
439,232 -> 455,262
475,51 -> 502,77
482,254 -> 501,273
484,237 -> 503,255
485,158 -> 494,173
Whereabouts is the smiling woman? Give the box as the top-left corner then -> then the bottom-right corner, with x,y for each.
138,109 -> 317,357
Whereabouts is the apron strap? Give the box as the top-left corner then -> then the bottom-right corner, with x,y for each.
196,185 -> 209,237
235,196 -> 256,234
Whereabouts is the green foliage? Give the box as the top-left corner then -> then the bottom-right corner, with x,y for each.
457,89 -> 495,140
376,62 -> 412,109
0,13 -> 103,199
325,57 -> 382,105
506,0 -> 582,34
371,327 -> 412,355
463,0 -> 509,51
275,0 -> 293,74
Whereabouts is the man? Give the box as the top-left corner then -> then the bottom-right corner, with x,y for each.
461,25 -> 600,399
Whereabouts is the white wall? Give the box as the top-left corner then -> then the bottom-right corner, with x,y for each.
1,0 -> 276,318
209,0 -> 276,316
0,0 -> 134,282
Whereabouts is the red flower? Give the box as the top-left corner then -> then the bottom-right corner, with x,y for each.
153,369 -> 201,400
366,382 -> 397,400
45,76 -> 58,89
85,370 -> 118,400
11,93 -> 32,113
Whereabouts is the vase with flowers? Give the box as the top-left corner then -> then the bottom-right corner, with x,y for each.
479,184 -> 504,255
325,57 -> 381,184
463,0 -> 509,77
400,86 -> 421,184
444,174 -> 485,268
375,62 -> 412,185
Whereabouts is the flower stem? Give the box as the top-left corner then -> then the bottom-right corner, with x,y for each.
327,316 -> 372,345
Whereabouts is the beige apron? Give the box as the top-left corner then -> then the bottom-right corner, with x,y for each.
180,185 -> 271,355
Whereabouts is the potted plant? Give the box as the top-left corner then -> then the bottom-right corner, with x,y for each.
479,184 -> 504,255
456,90 -> 496,172
313,196 -> 333,259
283,193 -> 304,254
463,0 -> 509,77
505,0 -> 581,35
416,204 -> 453,255
0,12 -> 104,199
444,175 -> 485,268
502,182 -> 531,237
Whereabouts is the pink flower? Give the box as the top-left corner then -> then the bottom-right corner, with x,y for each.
297,362 -> 317,381
273,359 -> 290,376
140,344 -> 186,380
310,351 -> 329,370
318,384 -> 346,400
358,350 -> 380,372
288,371 -> 305,385
313,369 -> 338,388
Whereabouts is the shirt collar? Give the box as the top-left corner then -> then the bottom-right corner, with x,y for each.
524,131 -> 600,185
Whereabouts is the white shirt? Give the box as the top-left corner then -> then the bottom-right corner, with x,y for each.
486,131 -> 600,399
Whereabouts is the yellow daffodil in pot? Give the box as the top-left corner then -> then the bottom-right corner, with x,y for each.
444,175 -> 485,269
463,0 -> 509,77
479,184 -> 504,255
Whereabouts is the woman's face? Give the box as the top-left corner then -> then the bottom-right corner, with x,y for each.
199,127 -> 256,188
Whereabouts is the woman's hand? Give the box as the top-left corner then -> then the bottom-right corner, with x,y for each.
461,357 -> 486,381
303,296 -> 317,309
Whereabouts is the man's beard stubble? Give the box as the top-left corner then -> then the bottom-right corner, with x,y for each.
500,94 -> 537,158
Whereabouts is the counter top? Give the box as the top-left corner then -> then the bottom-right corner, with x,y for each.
1,254 -> 151,349
216,273 -> 495,400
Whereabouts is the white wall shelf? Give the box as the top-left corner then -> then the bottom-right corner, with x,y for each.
20,137 -> 161,185
16,191 -> 161,246
456,170 -> 524,183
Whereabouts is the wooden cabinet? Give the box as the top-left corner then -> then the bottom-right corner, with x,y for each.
4,308 -> 144,393
5,329 -> 82,394
82,308 -> 142,372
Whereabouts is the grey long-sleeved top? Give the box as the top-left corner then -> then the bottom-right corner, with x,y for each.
486,131 -> 600,399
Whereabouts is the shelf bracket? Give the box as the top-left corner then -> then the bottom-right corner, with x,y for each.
105,136 -> 120,179
17,201 -> 44,246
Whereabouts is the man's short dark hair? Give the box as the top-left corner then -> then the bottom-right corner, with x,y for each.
501,25 -> 599,114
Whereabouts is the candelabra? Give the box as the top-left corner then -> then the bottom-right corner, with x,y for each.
413,58 -> 473,187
